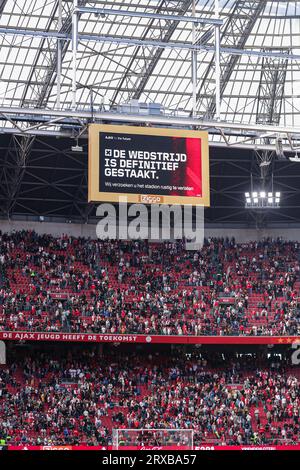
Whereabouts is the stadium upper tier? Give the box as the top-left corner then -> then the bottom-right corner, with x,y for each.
0,348 -> 300,447
0,231 -> 299,337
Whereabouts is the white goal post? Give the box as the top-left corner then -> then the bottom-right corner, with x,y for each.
112,429 -> 194,450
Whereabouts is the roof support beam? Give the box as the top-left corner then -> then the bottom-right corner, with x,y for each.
0,129 -> 297,154
76,6 -> 223,26
10,1 -> 89,219
131,0 -> 193,101
0,0 -> 7,15
0,106 -> 299,135
23,0 -> 89,110
2,136 -> 35,218
109,0 -> 193,106
0,27 -> 298,60
197,0 -> 268,118
255,50 -> 290,175
256,51 -> 289,127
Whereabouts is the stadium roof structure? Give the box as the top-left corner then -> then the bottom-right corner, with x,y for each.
0,0 -> 300,225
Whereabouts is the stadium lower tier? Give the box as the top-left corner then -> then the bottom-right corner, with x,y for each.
0,232 -> 300,337
1,344 -> 300,447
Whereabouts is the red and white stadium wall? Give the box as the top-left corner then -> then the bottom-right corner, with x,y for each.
0,331 -> 299,345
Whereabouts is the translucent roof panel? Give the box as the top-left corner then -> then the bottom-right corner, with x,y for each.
0,0 -> 299,130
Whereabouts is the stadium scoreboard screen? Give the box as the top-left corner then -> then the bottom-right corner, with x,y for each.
88,124 -> 210,206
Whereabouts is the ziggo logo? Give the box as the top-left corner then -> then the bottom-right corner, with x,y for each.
41,446 -> 72,450
139,195 -> 163,204
194,446 -> 215,450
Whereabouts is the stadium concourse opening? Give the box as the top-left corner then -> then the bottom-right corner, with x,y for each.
0,0 -> 300,457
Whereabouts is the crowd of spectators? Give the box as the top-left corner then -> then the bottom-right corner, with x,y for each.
0,348 -> 299,446
0,230 -> 299,336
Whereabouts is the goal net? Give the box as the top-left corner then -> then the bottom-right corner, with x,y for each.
112,429 -> 194,450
